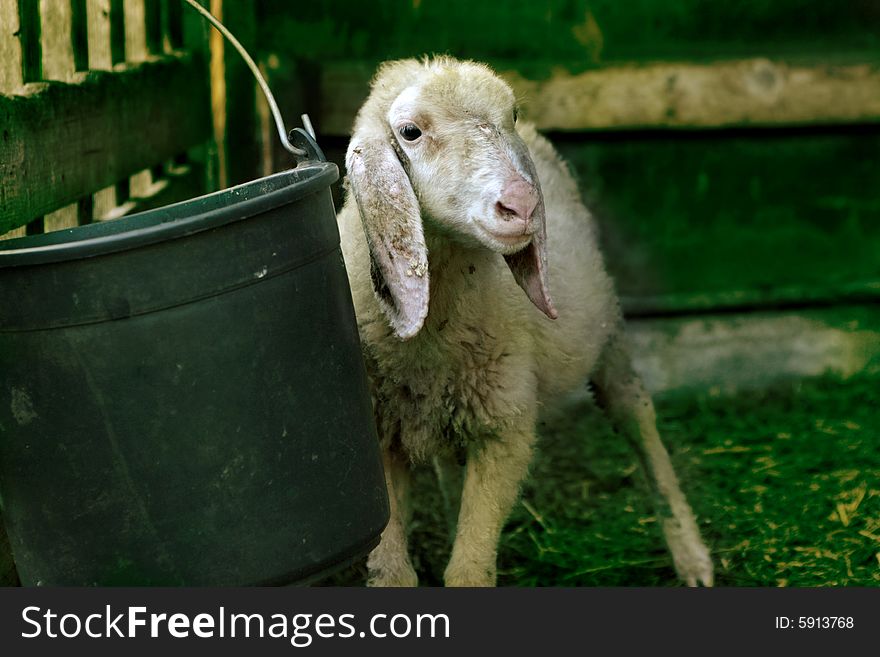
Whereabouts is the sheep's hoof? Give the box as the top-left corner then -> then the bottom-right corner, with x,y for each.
662,518 -> 714,587
444,562 -> 496,587
367,564 -> 418,587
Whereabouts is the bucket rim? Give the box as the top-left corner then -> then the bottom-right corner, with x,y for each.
0,162 -> 338,267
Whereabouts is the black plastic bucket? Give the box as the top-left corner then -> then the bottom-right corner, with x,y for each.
0,163 -> 388,585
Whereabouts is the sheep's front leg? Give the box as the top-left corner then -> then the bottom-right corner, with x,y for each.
444,429 -> 535,587
592,332 -> 714,587
367,449 -> 418,587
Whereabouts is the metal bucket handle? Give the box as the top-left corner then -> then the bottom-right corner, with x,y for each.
183,0 -> 324,164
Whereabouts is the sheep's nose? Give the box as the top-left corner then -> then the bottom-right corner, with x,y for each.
496,178 -> 538,226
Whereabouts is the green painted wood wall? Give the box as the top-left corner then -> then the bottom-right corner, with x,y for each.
253,0 -> 880,307
257,0 -> 879,67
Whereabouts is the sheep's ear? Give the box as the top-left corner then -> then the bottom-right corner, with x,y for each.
504,196 -> 558,320
346,136 -> 429,339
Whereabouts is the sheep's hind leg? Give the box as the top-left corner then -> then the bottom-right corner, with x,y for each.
592,333 -> 714,587
444,429 -> 535,587
367,449 -> 418,587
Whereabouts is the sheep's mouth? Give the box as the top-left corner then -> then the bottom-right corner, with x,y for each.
474,220 -> 533,254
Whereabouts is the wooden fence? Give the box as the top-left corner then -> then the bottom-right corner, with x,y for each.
0,0 -> 263,242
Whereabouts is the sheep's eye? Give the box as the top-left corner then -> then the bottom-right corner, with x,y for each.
513,107 -> 519,123
399,124 -> 422,141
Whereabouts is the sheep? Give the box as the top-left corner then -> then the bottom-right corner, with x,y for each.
336,56 -> 714,587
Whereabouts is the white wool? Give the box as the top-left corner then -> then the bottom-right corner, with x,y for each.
337,56 -> 713,588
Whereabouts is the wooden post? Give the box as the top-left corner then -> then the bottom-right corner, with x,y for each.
0,0 -> 35,236
39,0 -> 78,82
207,0 -> 259,188
0,226 -> 27,241
256,60 -> 273,178
123,0 -> 159,200
41,0 -> 81,232
208,0 -> 227,187
86,0 -> 119,220
0,0 -> 24,93
181,0 -> 218,193
86,0 -> 113,70
123,0 -> 147,62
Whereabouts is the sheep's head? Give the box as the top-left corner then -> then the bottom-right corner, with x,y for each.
346,57 -> 556,339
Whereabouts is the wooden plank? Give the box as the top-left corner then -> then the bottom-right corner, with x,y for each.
622,281 -> 880,319
208,0 -> 227,186
130,169 -> 160,197
43,204 -> 79,232
123,0 -> 156,195
123,0 -> 148,62
0,0 -> 24,92
318,58 -> 880,136
44,205 -> 82,232
254,0 -> 880,72
626,306 -> 880,397
505,59 -> 880,131
0,226 -> 27,241
207,0 -> 259,188
40,0 -> 78,82
121,3 -> 168,205
37,2 -> 79,235
0,55 -> 211,232
96,160 -> 204,220
86,0 -> 114,70
256,60 -> 272,177
92,187 -> 120,220
86,0 -> 119,218
129,160 -> 204,213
